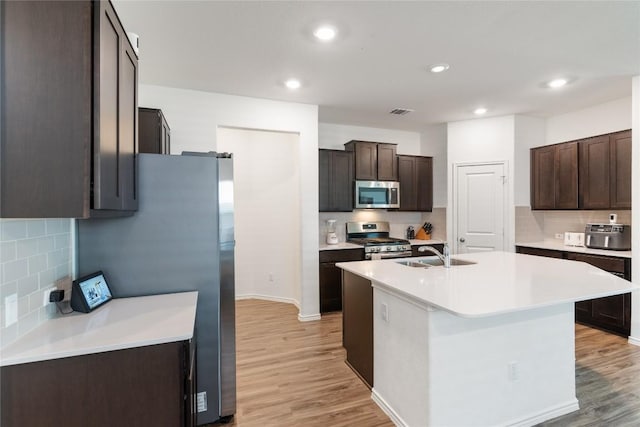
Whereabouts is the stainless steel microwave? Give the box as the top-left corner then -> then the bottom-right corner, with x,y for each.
355,181 -> 400,209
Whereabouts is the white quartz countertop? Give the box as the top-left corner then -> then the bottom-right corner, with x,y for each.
319,239 -> 445,251
337,251 -> 637,318
516,240 -> 632,258
0,291 -> 198,367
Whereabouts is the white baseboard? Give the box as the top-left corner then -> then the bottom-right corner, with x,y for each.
235,294 -> 323,321
371,388 -> 408,427
628,336 -> 640,347
371,388 -> 578,427
506,399 -> 579,427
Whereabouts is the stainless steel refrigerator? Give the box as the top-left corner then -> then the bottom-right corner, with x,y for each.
77,153 -> 236,425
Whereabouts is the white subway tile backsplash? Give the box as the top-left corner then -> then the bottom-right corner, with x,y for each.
38,236 -> 55,254
17,238 -> 39,259
45,219 -> 67,235
28,253 -> 48,276
1,241 -> 17,262
1,220 -> 27,241
1,218 -> 72,348
54,234 -> 70,250
27,220 -> 46,238
17,275 -> 39,298
3,259 -> 28,283
39,268 -> 56,289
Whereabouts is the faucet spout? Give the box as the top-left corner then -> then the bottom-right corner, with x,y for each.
418,243 -> 451,268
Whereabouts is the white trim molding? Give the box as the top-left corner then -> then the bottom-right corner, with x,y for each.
505,399 -> 579,427
235,294 -> 322,321
371,389 -> 408,427
628,336 -> 640,347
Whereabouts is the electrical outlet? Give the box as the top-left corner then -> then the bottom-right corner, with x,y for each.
555,233 -> 563,239
4,294 -> 18,326
268,273 -> 274,282
42,287 -> 57,307
381,303 -> 389,322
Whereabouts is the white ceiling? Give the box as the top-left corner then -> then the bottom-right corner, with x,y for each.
113,1 -> 640,131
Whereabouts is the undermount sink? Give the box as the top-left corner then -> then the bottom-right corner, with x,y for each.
395,257 -> 477,268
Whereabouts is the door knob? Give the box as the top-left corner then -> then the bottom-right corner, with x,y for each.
459,237 -> 466,243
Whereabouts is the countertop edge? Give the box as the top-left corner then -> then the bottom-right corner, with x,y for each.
0,291 -> 197,367
516,241 -> 632,258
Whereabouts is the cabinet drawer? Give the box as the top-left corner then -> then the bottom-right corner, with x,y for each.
319,248 -> 364,263
567,253 -> 625,274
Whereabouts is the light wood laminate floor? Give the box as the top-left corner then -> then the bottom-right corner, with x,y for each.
212,300 -> 640,427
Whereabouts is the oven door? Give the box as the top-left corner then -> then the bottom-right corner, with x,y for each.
355,181 -> 400,209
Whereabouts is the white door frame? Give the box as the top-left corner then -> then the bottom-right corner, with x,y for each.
451,161 -> 510,254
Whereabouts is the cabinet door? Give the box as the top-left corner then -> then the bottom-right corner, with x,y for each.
1,1 -> 92,218
610,130 -> 631,209
377,143 -> 398,181
579,136 -> 610,209
319,150 -> 353,212
555,142 -> 578,209
398,155 -> 417,211
319,263 -> 342,312
416,157 -> 433,212
531,146 -> 556,209
119,38 -> 138,211
139,108 -> 162,154
353,142 -> 377,180
94,1 -> 138,212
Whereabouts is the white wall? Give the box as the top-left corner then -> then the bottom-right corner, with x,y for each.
139,84 -> 320,320
514,116 -> 546,206
629,77 -> 640,345
546,97 -> 632,144
318,122 -> 421,154
420,124 -> 448,208
447,115 -> 516,251
217,128 -> 300,306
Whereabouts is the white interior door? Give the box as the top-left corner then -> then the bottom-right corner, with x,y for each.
455,163 -> 506,253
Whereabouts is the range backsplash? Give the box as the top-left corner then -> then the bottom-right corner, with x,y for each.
319,208 -> 446,244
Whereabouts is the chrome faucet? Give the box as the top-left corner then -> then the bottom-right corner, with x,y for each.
418,243 -> 451,268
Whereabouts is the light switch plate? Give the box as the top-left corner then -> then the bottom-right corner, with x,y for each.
5,294 -> 18,326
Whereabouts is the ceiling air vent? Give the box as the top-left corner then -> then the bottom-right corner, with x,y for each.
389,108 -> 414,115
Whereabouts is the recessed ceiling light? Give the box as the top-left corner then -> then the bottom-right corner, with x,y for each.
547,78 -> 568,89
474,107 -> 487,115
314,26 -> 337,41
285,79 -> 301,90
430,63 -> 450,73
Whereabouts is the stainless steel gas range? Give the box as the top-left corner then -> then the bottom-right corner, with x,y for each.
346,221 -> 412,259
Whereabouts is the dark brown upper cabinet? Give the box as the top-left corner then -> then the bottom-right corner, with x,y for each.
609,130 -> 632,209
344,141 -> 398,181
398,155 -> 433,212
1,1 -> 138,218
139,108 -> 171,155
531,130 -> 631,211
531,142 -> 578,209
319,149 -> 354,212
579,135 -> 610,209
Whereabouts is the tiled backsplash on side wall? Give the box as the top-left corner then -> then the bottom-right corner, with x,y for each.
0,219 -> 73,347
319,208 -> 447,244
515,207 -> 632,243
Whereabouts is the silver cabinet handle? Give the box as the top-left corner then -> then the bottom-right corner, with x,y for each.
459,237 -> 466,243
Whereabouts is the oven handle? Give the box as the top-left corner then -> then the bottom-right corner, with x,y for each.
366,250 -> 413,260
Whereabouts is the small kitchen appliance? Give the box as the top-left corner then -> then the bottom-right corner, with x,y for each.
584,223 -> 631,250
563,232 -> 585,247
354,181 -> 400,209
347,221 -> 411,259
326,219 -> 339,245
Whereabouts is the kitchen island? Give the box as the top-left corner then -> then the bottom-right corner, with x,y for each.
337,251 -> 637,427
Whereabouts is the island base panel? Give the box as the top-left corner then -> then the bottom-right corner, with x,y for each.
372,286 -> 578,427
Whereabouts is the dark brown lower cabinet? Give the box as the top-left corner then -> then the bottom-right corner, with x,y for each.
516,246 -> 631,336
1,341 -> 195,427
319,248 -> 364,313
342,270 -> 373,388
